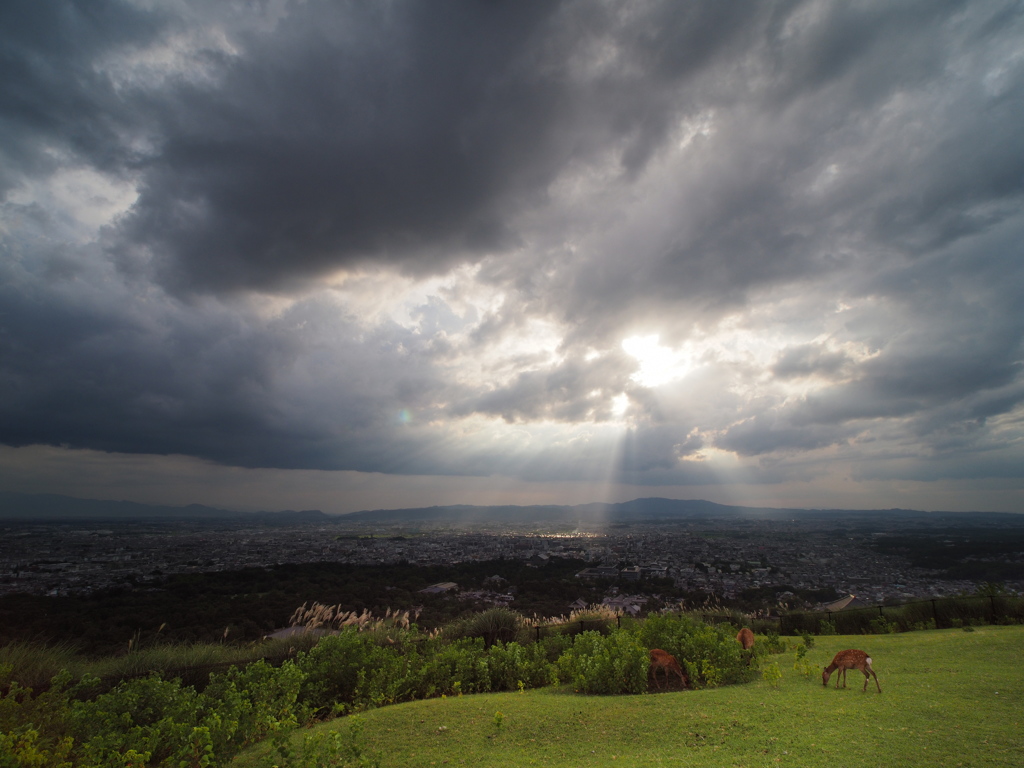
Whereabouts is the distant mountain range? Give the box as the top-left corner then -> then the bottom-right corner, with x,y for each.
340,498 -> 1016,525
2,490 -> 1019,525
0,491 -> 324,523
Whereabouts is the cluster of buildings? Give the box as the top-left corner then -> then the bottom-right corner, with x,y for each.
0,515 -> 1016,606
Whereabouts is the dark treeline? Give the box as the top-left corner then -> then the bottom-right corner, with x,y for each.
0,558 -> 696,655
869,528 -> 1024,582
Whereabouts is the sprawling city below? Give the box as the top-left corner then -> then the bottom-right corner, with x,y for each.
4,508 -> 1023,606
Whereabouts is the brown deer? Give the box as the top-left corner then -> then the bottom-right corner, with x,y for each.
649,648 -> 688,689
823,649 -> 881,693
736,627 -> 755,650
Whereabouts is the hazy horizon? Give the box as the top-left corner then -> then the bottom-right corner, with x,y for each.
3,487 -> 1020,520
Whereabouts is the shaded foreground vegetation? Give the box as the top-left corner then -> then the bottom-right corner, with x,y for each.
1,608 -> 763,767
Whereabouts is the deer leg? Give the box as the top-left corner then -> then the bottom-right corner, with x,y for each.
868,667 -> 881,693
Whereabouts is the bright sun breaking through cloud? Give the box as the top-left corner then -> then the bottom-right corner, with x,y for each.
621,335 -> 693,388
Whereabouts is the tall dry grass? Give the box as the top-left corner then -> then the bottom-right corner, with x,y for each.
0,641 -> 82,690
289,602 -> 427,646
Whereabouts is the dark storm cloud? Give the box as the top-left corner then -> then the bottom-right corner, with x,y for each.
100,0 -> 774,295
539,0 -> 1024,340
0,255 -> 459,472
115,2 -> 564,292
0,1 -> 163,194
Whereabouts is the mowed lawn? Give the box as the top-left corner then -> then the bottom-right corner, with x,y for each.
235,626 -> 1024,768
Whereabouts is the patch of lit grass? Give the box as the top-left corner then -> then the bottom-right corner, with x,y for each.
233,625 -> 1024,768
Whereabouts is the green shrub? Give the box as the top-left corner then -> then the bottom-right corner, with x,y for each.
485,642 -> 553,692
760,632 -> 785,654
636,614 -> 752,688
200,659 -> 307,753
536,631 -> 574,662
412,638 -> 490,698
67,674 -> 203,766
0,668 -> 80,749
295,632 -> 377,716
556,630 -> 649,695
761,661 -> 782,689
0,726 -> 74,768
67,659 -> 309,768
354,645 -> 416,709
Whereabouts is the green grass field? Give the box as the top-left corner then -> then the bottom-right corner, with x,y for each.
234,626 -> 1024,768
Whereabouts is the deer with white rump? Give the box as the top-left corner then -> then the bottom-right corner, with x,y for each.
823,649 -> 881,693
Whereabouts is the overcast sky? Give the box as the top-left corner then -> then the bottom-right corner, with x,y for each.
2,0 -> 1023,515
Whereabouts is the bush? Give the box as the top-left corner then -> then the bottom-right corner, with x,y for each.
485,641 -> 553,692
295,632 -> 368,716
200,659 -> 307,753
761,662 -> 782,689
67,674 -> 204,766
0,726 -> 74,768
556,630 -> 649,695
636,614 -> 753,688
414,637 -> 490,698
760,632 -> 786,654
67,659 -> 310,767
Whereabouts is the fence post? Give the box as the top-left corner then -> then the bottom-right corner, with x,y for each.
535,625 -> 541,643
931,599 -> 939,628
990,594 -> 996,622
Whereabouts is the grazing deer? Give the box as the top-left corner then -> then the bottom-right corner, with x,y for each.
736,627 -> 755,651
823,649 -> 881,693
649,648 -> 688,689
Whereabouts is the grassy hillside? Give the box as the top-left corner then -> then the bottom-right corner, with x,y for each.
235,626 -> 1024,768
